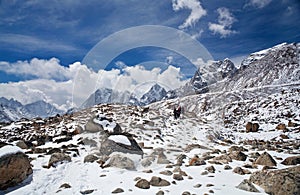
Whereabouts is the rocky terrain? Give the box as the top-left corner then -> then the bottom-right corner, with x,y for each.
0,42 -> 299,195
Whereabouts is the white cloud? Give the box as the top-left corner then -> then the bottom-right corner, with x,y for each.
0,58 -> 189,110
245,0 -> 272,9
172,0 -> 207,29
208,7 -> 237,38
0,58 -> 71,80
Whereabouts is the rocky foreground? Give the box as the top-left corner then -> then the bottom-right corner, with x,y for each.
0,84 -> 300,195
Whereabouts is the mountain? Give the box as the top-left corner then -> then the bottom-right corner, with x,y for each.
0,98 -> 63,122
81,88 -> 139,109
139,84 -> 167,105
222,42 -> 300,91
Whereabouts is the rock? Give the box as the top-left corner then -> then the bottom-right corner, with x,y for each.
84,154 -> 99,163
155,149 -> 170,164
80,138 -> 98,147
156,190 -> 164,195
135,179 -> 150,189
279,134 -> 289,139
46,148 -> 62,155
107,154 -> 136,170
205,165 -> 216,173
143,169 -> 153,173
281,156 -> 300,165
85,117 -> 104,133
224,165 -> 232,170
112,188 -> 124,193
233,167 -> 247,175
228,146 -> 247,153
288,120 -> 298,127
60,183 -> 71,189
149,176 -> 171,187
80,189 -> 95,194
246,122 -> 259,132
193,184 -> 202,188
276,123 -> 287,131
229,151 -> 247,161
182,191 -> 191,195
100,135 -> 143,156
236,179 -> 259,192
0,151 -> 33,190
160,170 -> 173,176
141,156 -> 155,167
48,152 -> 71,167
113,123 -> 122,134
173,174 -> 184,181
189,155 -> 206,166
254,152 -> 277,167
250,165 -> 300,195
16,140 -> 28,149
211,154 -> 232,164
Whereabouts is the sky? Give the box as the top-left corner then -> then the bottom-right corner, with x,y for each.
0,0 -> 299,110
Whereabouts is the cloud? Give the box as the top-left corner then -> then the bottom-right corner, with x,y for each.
208,7 -> 237,38
0,58 -> 188,110
172,0 -> 207,29
0,58 -> 70,80
245,0 -> 272,9
0,33 -> 79,53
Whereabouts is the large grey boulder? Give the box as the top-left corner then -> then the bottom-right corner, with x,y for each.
100,134 -> 143,156
250,165 -> 300,195
107,154 -> 136,170
0,146 -> 32,190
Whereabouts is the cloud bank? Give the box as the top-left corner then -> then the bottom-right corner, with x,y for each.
0,58 -> 187,110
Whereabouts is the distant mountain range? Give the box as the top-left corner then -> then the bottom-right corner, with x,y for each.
0,98 -> 63,123
1,42 -> 299,122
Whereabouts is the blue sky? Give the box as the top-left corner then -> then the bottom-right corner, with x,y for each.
0,0 -> 299,109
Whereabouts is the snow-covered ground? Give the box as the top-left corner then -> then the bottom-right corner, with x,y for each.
0,84 -> 299,195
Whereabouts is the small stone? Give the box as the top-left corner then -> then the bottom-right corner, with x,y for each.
173,174 -> 184,181
254,152 -> 277,167
134,177 -> 141,181
160,170 -> 173,176
99,174 -> 106,177
135,179 -> 150,189
205,166 -> 216,173
182,191 -> 191,195
150,176 -> 170,187
193,184 -> 202,188
156,190 -> 164,195
206,184 -> 214,187
111,188 -> 124,194
84,154 -> 99,163
233,167 -> 246,175
208,189 -> 214,193
188,176 -> 193,179
224,165 -> 232,170
201,171 -> 208,175
143,169 -> 153,173
60,183 -> 71,189
80,189 -> 95,194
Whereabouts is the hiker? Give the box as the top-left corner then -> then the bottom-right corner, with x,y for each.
173,104 -> 181,119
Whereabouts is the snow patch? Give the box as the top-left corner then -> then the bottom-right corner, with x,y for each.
0,145 -> 23,158
108,135 -> 131,146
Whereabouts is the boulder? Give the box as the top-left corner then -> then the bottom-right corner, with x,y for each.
236,179 -> 259,192
246,122 -> 259,132
250,165 -> 300,195
84,117 -> 104,133
189,155 -> 206,166
229,151 -> 247,161
16,140 -> 29,149
205,165 -> 216,173
281,156 -> 300,165
276,123 -> 287,131
149,176 -> 170,187
211,154 -> 232,164
48,152 -> 71,167
111,188 -> 124,193
254,152 -> 277,167
0,148 -> 32,190
107,154 -> 135,170
135,179 -> 150,189
173,174 -> 184,181
84,154 -> 99,163
100,135 -> 143,156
